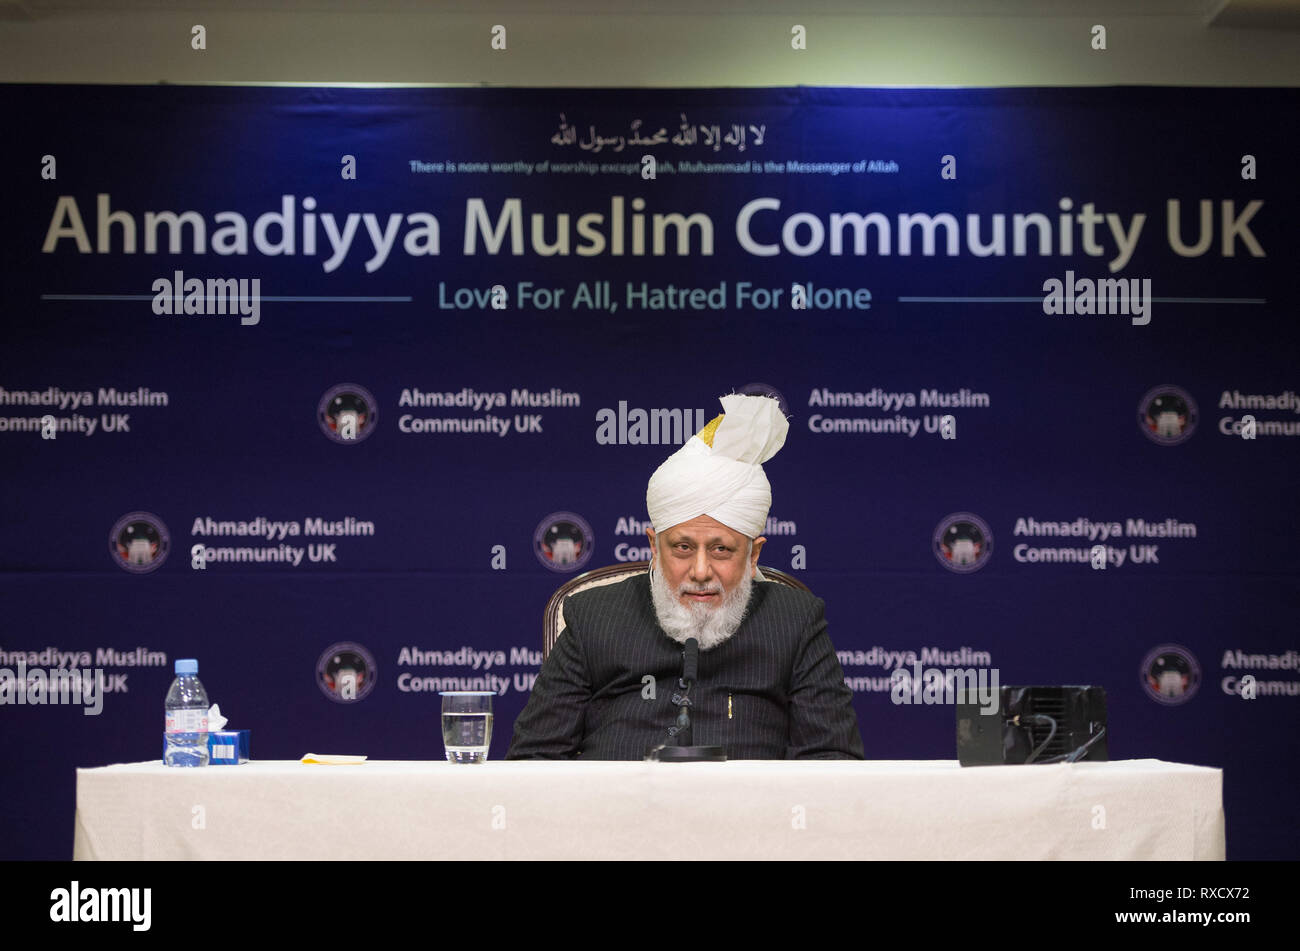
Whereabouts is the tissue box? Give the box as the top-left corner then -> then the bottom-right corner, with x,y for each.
208,730 -> 250,765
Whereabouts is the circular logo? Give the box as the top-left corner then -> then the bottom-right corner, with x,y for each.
316,642 -> 377,703
109,512 -> 170,573
318,384 -> 378,444
1138,385 -> 1197,445
737,382 -> 790,419
1141,644 -> 1201,705
534,512 -> 594,572
933,512 -> 993,573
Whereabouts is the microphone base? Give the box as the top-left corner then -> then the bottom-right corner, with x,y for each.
645,745 -> 726,762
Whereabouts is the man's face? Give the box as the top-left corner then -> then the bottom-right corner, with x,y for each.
646,514 -> 765,609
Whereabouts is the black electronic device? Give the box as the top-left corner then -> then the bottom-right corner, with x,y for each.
957,685 -> 1108,766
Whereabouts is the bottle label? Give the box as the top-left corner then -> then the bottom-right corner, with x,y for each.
165,709 -> 208,733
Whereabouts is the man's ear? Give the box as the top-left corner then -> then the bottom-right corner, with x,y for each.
750,535 -> 766,576
645,527 -> 657,567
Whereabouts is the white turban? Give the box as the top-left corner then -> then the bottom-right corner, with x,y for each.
646,393 -> 789,538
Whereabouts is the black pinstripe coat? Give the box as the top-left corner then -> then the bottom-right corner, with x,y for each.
506,573 -> 865,760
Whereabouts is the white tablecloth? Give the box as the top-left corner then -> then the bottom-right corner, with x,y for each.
73,758 -> 1224,860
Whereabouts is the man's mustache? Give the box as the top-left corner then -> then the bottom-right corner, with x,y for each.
678,583 -> 722,595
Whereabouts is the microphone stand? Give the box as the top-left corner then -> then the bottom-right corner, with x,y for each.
646,637 -> 726,762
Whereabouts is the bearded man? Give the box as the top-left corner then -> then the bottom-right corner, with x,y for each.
506,393 -> 864,760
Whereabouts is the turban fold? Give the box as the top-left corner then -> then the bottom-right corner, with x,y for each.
646,393 -> 789,538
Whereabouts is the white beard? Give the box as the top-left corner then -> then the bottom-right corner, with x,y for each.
649,544 -> 754,651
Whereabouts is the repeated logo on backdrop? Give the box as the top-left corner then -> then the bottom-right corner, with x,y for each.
1138,385 -> 1198,445
316,642 -> 377,703
109,513 -> 170,573
318,384 -> 379,444
1141,645 -> 1202,705
933,514 -> 993,573
534,512 -> 595,572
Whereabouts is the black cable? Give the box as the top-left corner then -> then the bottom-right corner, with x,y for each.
1034,726 -> 1108,764
1059,726 -> 1108,764
1019,713 -> 1057,763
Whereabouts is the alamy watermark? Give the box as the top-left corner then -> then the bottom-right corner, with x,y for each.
0,660 -> 105,715
50,881 -> 150,931
890,662 -> 1000,715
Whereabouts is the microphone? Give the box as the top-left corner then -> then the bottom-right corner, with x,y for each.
681,637 -> 698,688
674,638 -> 698,745
645,637 -> 726,763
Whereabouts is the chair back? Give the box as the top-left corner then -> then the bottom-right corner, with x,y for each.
543,561 -> 810,661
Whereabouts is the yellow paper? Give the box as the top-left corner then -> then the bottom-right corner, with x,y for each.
300,753 -> 368,765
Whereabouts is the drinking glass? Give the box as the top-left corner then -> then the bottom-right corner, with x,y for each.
440,691 -> 493,763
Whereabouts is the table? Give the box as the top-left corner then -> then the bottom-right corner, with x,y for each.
73,758 -> 1225,860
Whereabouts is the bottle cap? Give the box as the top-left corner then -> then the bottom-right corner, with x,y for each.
175,658 -> 198,675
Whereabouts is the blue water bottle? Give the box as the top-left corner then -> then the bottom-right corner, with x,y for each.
164,659 -> 210,767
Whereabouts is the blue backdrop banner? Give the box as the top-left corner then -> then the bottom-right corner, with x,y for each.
1,83 -> 1296,859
